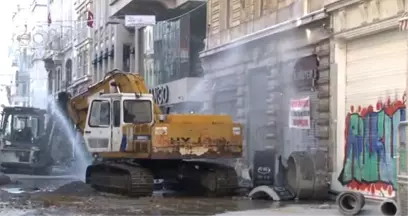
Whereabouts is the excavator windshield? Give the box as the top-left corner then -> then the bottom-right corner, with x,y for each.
123,100 -> 153,124
1,112 -> 43,143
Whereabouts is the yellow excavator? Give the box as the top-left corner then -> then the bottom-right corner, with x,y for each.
56,70 -> 243,196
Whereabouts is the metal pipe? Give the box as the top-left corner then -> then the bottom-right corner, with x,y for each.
380,199 -> 399,216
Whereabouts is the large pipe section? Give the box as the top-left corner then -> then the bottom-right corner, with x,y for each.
336,191 -> 365,215
380,199 -> 399,216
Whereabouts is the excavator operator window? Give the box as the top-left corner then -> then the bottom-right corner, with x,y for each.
89,100 -> 111,127
113,100 -> 120,127
123,100 -> 152,124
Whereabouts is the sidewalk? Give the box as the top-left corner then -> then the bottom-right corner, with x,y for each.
215,202 -> 381,216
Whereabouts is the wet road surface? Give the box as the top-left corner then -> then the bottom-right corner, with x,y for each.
0,173 -> 381,216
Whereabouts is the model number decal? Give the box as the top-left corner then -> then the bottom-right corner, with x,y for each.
155,127 -> 168,135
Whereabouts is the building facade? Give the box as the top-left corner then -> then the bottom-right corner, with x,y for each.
27,0 -> 48,109
109,0 -> 207,113
91,0 -> 134,83
326,0 -> 408,200
10,5 -> 31,107
44,0 -> 77,97
147,4 -> 206,113
200,0 -> 331,189
69,0 -> 92,95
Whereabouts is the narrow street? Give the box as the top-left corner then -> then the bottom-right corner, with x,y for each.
0,172 -> 380,216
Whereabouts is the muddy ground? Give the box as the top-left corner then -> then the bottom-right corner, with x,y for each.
0,173 -> 380,216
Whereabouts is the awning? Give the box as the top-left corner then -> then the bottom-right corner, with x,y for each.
398,12 -> 408,31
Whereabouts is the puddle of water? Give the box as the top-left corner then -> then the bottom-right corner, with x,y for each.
1,187 -> 42,194
1,188 -> 26,194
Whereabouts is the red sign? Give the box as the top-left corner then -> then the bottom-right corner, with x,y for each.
289,97 -> 311,129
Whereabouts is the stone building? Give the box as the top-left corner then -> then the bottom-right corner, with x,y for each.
200,0 -> 332,188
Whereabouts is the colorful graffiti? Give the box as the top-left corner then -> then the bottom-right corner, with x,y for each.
338,97 -> 407,198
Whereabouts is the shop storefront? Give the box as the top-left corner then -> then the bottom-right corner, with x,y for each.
149,77 -> 204,113
327,0 -> 408,199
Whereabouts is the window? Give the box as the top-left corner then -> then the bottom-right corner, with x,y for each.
144,26 -> 153,54
3,114 -> 41,141
56,69 -> 61,91
3,114 -> 12,138
113,100 -> 120,127
65,59 -> 72,85
76,53 -> 82,77
83,50 -> 88,76
89,100 -> 110,127
21,83 -> 28,96
123,100 -> 152,124
123,44 -> 131,72
76,15 -> 82,41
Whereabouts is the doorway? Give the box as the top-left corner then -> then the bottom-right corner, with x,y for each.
247,66 -> 269,164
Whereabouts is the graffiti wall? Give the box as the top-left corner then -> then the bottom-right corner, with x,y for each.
338,97 -> 407,198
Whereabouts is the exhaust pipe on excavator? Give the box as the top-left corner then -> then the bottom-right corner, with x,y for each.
380,199 -> 399,216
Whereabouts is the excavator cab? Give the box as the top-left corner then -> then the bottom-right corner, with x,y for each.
83,92 -> 154,155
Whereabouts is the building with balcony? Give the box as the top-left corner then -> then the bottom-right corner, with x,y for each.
108,0 -> 207,113
69,0 -> 92,95
9,5 -> 31,106
91,0 -> 133,83
200,0 -> 331,192
27,0 -> 49,109
43,0 -> 76,97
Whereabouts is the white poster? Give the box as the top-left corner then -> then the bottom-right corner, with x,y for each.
125,15 -> 156,27
289,97 -> 311,129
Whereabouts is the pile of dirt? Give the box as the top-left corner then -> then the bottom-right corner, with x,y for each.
53,181 -> 96,196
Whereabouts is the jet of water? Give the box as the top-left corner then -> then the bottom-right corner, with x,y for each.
47,96 -> 92,182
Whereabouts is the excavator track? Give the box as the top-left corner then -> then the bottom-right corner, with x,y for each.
201,165 -> 239,196
179,162 -> 239,196
86,163 -> 153,197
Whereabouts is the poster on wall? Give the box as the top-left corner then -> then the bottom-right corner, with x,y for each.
289,96 -> 311,129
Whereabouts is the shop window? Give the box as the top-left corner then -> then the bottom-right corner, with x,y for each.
123,44 -> 131,72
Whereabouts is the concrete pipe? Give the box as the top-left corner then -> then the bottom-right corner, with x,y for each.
380,199 -> 399,216
336,191 -> 365,216
286,151 -> 328,200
